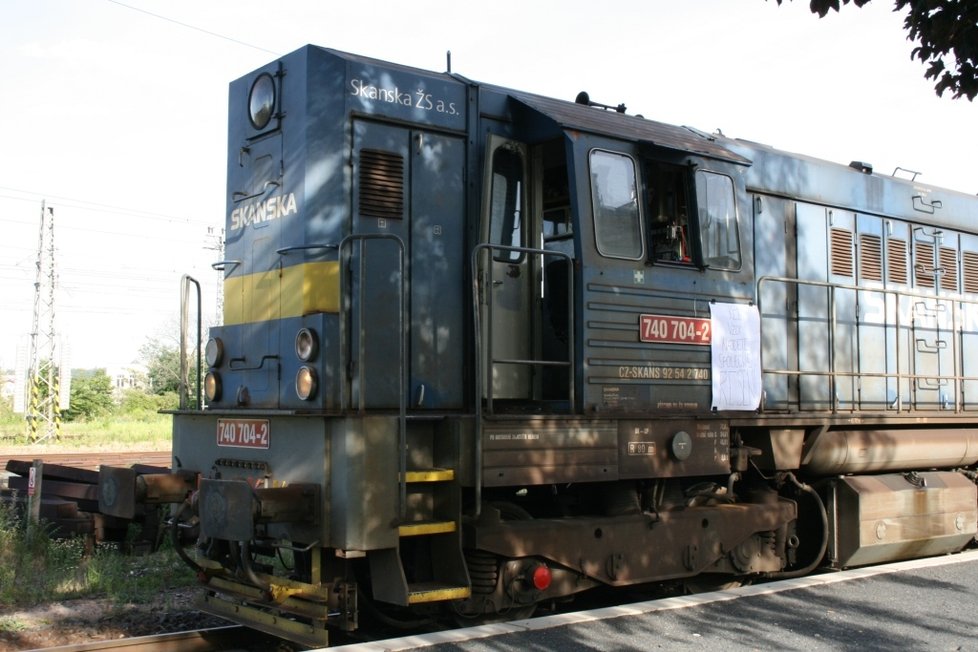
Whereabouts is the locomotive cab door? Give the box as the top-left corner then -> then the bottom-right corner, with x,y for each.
350,120 -> 465,410
478,136 -> 534,401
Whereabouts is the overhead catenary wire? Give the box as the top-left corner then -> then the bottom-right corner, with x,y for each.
0,186 -> 217,227
104,0 -> 281,56
0,190 -> 223,266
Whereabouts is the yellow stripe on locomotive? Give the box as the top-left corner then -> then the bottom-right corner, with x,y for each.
223,260 -> 341,326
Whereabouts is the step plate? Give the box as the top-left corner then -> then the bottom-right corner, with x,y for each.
407,583 -> 471,604
398,520 -> 456,537
403,468 -> 455,483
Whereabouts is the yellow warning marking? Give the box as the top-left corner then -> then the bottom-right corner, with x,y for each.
407,586 -> 471,604
224,260 -> 340,325
398,521 -> 457,537
402,469 -> 455,483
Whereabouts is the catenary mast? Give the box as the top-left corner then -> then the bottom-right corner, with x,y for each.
23,201 -> 69,442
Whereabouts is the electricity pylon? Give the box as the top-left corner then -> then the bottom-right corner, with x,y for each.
23,201 -> 69,442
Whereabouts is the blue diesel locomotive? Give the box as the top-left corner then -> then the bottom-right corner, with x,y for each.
102,46 -> 978,646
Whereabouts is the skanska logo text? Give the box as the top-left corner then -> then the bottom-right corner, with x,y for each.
230,193 -> 298,231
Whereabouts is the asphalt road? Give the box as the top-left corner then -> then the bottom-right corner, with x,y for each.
332,550 -> 978,652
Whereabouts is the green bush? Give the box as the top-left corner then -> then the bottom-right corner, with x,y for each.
117,389 -> 156,413
117,389 -> 178,415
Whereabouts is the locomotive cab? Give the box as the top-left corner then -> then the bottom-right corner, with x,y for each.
475,95 -> 753,414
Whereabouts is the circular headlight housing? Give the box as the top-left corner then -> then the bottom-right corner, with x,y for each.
296,366 -> 317,401
205,337 -> 224,367
295,328 -> 318,362
204,372 -> 222,402
248,73 -> 276,130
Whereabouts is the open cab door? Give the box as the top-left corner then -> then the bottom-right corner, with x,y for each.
477,135 -> 533,402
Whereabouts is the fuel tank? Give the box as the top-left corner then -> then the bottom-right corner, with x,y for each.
802,428 -> 978,475
826,471 -> 977,568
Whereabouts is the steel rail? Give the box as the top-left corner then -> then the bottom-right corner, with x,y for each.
0,451 -> 171,473
26,625 -> 251,652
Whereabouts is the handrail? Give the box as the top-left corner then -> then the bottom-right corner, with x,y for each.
228,354 -> 279,371
275,243 -> 339,256
211,260 -> 241,272
179,275 -> 202,410
471,243 -> 575,413
471,243 -> 575,518
339,233 -> 408,520
757,275 -> 978,414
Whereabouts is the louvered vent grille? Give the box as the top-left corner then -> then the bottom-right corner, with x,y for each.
830,228 -> 854,278
915,242 -> 935,288
940,246 -> 958,292
858,233 -> 882,282
963,251 -> 978,293
887,239 -> 908,285
359,149 -> 404,219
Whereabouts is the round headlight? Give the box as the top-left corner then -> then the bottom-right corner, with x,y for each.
295,328 -> 318,362
205,337 -> 224,367
204,372 -> 222,402
296,366 -> 317,401
248,73 -> 276,130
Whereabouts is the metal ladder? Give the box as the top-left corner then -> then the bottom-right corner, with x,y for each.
340,234 -> 469,606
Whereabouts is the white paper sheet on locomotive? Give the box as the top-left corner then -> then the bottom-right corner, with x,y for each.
709,302 -> 761,411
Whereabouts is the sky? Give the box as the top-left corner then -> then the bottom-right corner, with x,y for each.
0,0 -> 974,372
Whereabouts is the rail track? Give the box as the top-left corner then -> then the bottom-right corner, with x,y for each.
31,625 -> 261,652
0,451 -> 171,473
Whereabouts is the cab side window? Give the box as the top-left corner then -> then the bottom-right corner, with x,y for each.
696,171 -> 740,270
489,147 -> 524,262
646,161 -> 692,263
590,150 -> 643,259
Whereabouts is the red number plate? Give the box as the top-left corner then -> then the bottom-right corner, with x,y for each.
216,419 -> 270,449
639,314 -> 712,345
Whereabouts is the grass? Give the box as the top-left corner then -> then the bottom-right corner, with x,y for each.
0,500 -> 197,609
0,616 -> 30,633
0,411 -> 171,449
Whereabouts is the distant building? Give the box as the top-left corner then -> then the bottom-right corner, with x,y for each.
105,366 -> 148,398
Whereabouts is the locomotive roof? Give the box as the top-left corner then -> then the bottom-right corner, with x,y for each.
312,46 -> 749,165
309,45 -> 978,230
728,137 -> 978,229
508,92 -> 752,166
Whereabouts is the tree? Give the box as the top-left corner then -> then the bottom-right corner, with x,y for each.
139,337 -> 182,396
774,0 -> 978,100
64,370 -> 114,421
